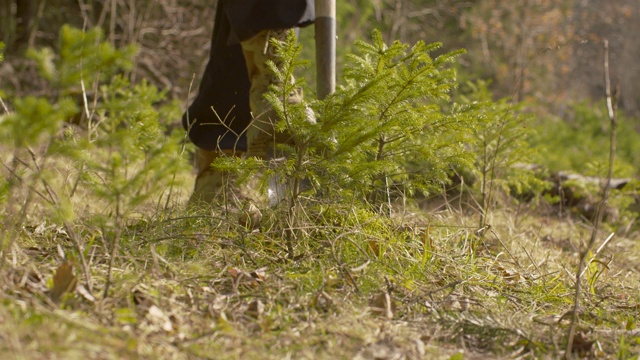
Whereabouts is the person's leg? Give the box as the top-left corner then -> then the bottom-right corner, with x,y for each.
190,146 -> 262,228
189,148 -> 245,205
184,2 -> 251,206
239,29 -> 303,160
189,27 -> 308,206
240,28 -> 319,205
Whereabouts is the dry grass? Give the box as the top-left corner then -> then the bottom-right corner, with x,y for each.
1,2 -> 639,358
1,193 -> 639,359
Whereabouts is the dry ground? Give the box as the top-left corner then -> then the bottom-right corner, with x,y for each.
1,194 -> 639,359
2,1 -> 639,359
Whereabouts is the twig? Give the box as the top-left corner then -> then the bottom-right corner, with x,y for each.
0,96 -> 9,114
488,226 -> 522,270
329,229 -> 368,294
103,195 -> 124,300
27,0 -> 46,49
565,39 -> 617,359
26,147 -> 93,293
579,232 -> 614,278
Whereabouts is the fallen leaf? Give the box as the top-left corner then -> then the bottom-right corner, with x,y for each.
228,268 -> 241,278
245,299 -> 265,319
22,270 -> 48,293
26,271 -> 44,286
571,332 -> 594,355
239,202 -> 262,230
76,284 -> 95,302
368,240 -> 381,256
250,268 -> 268,282
228,268 -> 265,289
34,222 -> 47,235
493,264 -> 522,283
369,291 -> 396,319
311,291 -> 334,312
132,286 -> 153,307
57,244 -> 66,260
50,260 -> 77,303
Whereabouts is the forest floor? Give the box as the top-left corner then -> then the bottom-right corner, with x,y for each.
1,189 -> 640,359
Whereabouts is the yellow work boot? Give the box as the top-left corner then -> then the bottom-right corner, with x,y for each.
188,148 -> 263,228
188,148 -> 240,206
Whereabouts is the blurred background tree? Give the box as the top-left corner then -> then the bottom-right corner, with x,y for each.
2,0 -> 640,175
1,0 -> 216,107
2,0 -> 639,108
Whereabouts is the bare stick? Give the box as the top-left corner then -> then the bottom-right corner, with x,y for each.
0,96 -> 9,114
103,197 -> 123,300
579,232 -> 614,278
565,39 -> 617,359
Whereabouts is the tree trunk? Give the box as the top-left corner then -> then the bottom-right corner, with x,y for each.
14,0 -> 34,51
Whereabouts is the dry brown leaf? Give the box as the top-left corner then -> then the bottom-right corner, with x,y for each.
245,299 -> 265,319
239,202 -> 262,230
132,286 -> 153,307
229,268 -> 266,289
311,290 -> 334,312
24,247 -> 53,261
228,268 -> 241,278
368,240 -> 381,256
571,332 -> 594,355
494,265 -> 522,283
24,270 -> 47,293
27,271 -> 42,283
369,291 -> 396,319
250,268 -> 268,282
50,260 -> 77,303
421,230 -> 434,251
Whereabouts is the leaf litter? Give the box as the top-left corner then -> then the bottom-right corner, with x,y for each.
1,208 -> 639,359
